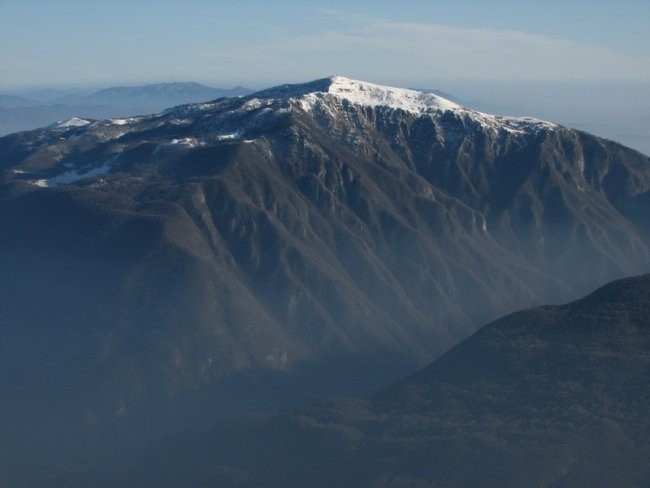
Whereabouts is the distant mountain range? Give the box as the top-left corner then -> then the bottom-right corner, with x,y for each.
1,76 -> 649,486
0,82 -> 252,135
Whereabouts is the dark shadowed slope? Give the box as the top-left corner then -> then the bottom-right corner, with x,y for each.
131,274 -> 650,488
1,77 -> 650,480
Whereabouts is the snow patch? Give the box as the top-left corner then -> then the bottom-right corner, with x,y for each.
30,156 -> 118,188
109,117 -> 142,126
168,118 -> 194,126
216,131 -> 242,141
51,117 -> 91,128
110,118 -> 130,125
154,137 -> 205,154
242,98 -> 266,110
170,137 -> 201,146
501,116 -> 556,130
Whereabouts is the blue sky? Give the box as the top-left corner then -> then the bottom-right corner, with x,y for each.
1,0 -> 649,90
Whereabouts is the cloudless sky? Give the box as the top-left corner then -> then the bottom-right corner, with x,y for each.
1,0 -> 649,90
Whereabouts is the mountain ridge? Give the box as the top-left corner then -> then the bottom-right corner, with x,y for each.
1,76 -> 649,484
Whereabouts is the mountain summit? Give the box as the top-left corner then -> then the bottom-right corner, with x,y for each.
252,75 -> 465,112
254,75 -> 554,130
1,76 -> 649,481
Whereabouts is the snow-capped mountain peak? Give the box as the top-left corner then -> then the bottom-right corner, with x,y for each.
248,75 -> 459,114
325,75 -> 461,113
246,76 -> 555,131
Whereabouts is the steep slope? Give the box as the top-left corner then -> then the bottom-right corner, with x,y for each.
1,76 -> 649,476
131,274 -> 650,488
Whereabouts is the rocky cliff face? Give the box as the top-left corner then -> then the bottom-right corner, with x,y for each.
1,77 -> 649,476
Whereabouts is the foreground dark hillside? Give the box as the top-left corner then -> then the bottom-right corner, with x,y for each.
131,274 -> 650,488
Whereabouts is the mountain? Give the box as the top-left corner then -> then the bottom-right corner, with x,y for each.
120,274 -> 650,488
0,94 -> 41,108
9,87 -> 95,103
52,82 -> 252,107
1,76 -> 650,480
0,82 -> 252,135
